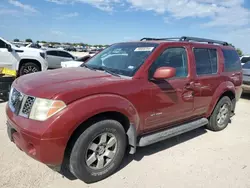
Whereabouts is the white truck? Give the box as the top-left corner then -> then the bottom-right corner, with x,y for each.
0,37 -> 48,76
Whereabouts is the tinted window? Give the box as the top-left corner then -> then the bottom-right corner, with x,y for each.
242,62 -> 250,69
241,57 -> 250,64
0,40 -> 6,48
149,47 -> 188,78
194,48 -> 218,75
46,51 -> 58,56
58,51 -> 73,58
222,49 -> 241,72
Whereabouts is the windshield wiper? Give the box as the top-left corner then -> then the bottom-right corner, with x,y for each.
94,66 -> 121,77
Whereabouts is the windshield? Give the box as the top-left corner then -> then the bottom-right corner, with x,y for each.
85,42 -> 158,77
243,61 -> 250,69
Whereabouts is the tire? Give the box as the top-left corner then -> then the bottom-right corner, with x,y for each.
19,62 -> 40,76
69,120 -> 127,183
206,96 -> 232,131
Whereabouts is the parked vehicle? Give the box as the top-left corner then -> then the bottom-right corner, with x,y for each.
26,43 -> 42,49
242,61 -> 250,93
240,55 -> 250,65
0,37 -> 48,76
45,49 -> 76,69
6,36 -> 242,184
61,55 -> 91,68
64,46 -> 76,52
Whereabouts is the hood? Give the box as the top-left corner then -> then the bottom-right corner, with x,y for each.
13,68 -> 121,102
12,45 -> 43,53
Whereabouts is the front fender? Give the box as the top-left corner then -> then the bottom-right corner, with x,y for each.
62,94 -> 140,139
206,81 -> 235,117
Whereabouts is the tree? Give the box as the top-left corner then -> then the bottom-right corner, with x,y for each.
25,39 -> 33,43
41,41 -> 47,43
236,48 -> 243,56
13,39 -> 20,42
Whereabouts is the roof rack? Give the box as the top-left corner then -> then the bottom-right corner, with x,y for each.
140,36 -> 229,46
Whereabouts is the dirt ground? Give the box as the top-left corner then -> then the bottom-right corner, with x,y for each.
1,95 -> 250,188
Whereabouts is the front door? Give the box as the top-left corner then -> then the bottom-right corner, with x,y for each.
0,39 -> 17,69
46,50 -> 61,69
144,45 -> 195,132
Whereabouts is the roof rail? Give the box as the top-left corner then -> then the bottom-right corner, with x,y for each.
179,36 -> 228,46
140,36 -> 229,46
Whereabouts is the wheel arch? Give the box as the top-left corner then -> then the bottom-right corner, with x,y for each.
63,111 -> 137,167
18,59 -> 42,74
206,82 -> 236,117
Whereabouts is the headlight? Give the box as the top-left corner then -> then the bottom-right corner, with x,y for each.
29,98 -> 66,121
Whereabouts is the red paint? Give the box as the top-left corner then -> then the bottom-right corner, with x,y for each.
6,40 -> 242,166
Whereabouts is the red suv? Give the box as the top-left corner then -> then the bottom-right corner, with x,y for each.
6,36 -> 242,183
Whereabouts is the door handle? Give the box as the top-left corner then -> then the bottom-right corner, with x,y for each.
185,82 -> 195,90
185,81 -> 201,89
231,73 -> 240,76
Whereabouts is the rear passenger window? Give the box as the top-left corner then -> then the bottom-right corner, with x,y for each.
193,48 -> 218,75
222,49 -> 241,72
149,47 -> 188,78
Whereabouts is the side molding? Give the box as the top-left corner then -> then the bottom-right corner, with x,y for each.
138,118 -> 208,147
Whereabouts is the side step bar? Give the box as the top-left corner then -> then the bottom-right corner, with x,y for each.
138,118 -> 208,147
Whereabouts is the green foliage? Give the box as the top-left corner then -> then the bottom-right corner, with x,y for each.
236,48 -> 243,56
25,38 -> 33,43
13,39 -> 19,42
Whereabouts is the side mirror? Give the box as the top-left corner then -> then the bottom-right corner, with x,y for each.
6,44 -> 12,52
153,67 -> 176,80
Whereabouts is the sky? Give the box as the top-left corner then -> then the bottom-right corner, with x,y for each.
0,0 -> 250,53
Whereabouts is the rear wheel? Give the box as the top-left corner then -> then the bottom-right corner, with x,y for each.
69,120 -> 126,183
19,62 -> 40,76
207,96 -> 232,131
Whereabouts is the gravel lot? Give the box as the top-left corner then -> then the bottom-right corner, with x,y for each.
1,95 -> 250,188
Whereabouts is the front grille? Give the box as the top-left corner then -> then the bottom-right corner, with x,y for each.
21,96 -> 35,116
9,88 -> 36,117
9,88 -> 24,114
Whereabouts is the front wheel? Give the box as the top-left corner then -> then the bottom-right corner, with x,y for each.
206,96 -> 232,131
19,62 -> 40,76
69,120 -> 127,183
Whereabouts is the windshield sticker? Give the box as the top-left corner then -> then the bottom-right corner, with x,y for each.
128,66 -> 134,69
134,47 -> 154,52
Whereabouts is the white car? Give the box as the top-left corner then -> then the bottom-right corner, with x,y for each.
45,49 -> 77,69
61,55 -> 91,68
240,55 -> 250,65
0,37 -> 48,76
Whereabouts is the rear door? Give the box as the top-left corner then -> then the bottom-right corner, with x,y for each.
191,47 -> 221,116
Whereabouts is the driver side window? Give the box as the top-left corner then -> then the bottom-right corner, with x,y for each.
0,40 -> 6,48
149,47 -> 188,78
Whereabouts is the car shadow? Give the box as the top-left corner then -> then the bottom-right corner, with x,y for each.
0,98 -> 8,103
118,127 -> 207,171
59,127 -> 207,181
241,93 -> 250,100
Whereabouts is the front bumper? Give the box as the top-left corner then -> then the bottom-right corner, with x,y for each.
6,104 -> 67,166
